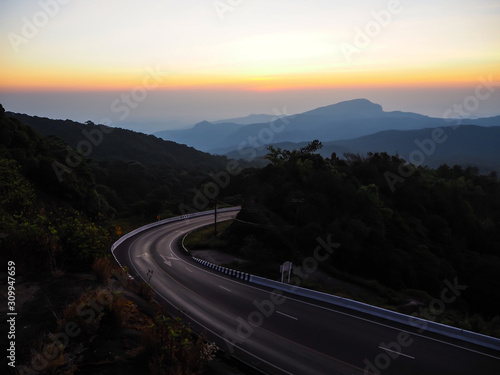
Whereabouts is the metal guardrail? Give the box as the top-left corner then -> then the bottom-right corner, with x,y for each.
192,257 -> 251,281
248,276 -> 500,352
111,207 -> 500,352
110,207 -> 241,270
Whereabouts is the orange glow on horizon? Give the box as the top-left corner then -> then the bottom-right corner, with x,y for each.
1,64 -> 498,92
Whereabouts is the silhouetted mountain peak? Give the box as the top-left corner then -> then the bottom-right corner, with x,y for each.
153,98 -> 499,152
303,99 -> 383,117
212,113 -> 277,125
192,120 -> 213,129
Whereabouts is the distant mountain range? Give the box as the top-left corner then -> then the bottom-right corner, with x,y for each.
155,99 -> 500,155
212,114 -> 279,125
6,98 -> 500,175
227,125 -> 500,174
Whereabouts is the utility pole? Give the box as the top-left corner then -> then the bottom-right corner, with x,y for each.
214,200 -> 217,236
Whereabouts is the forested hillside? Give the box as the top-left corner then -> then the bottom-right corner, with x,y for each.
0,104 -> 114,273
0,105 -> 222,374
5,110 -> 239,220
0,104 -> 232,272
2,104 -> 500,340
218,142 -> 500,333
8,111 -> 228,169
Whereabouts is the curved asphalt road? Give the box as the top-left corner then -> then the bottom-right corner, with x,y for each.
114,210 -> 500,375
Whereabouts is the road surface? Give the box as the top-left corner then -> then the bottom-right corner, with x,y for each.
113,209 -> 500,374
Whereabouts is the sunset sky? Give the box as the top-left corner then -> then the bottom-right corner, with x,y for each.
1,0 -> 499,131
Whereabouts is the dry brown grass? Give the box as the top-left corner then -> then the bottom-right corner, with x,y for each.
142,315 -> 217,375
92,257 -> 114,282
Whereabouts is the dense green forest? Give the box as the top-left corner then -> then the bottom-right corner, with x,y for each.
0,104 -> 238,272
7,111 -> 240,221
0,104 -> 114,273
2,104 -> 500,340
9,112 -> 229,170
0,106 -> 221,374
208,142 -> 500,333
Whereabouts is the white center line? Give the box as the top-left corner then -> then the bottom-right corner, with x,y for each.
219,285 -> 231,292
185,267 -> 193,273
378,346 -> 415,360
277,311 -> 298,320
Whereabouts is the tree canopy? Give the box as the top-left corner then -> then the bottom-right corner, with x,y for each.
229,142 -> 500,320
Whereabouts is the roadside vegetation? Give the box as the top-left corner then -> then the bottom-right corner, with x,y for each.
2,102 -> 499,375
186,141 -> 500,338
0,106 -> 219,374
183,221 -> 233,251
